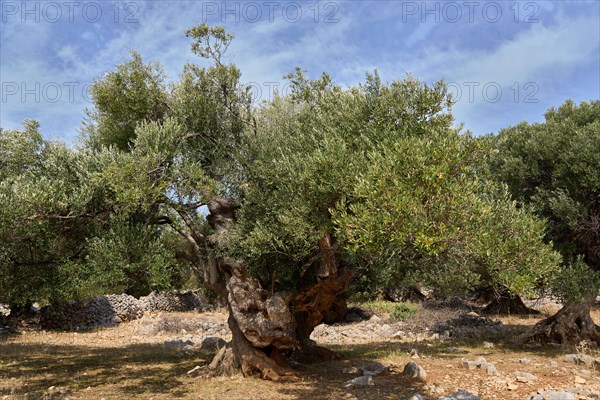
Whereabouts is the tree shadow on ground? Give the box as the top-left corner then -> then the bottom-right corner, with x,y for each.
0,338 -> 433,400
0,341 -> 210,398
271,334 -> 570,400
274,354 -> 432,400
0,315 -> 574,400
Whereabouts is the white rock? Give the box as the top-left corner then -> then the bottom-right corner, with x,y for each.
402,361 -> 426,380
345,375 -> 374,387
515,371 -> 537,383
441,390 -> 480,400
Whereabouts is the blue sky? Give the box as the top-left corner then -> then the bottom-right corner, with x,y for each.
1,1 -> 598,143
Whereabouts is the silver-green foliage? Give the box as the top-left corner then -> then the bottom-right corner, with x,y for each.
488,99 -> 600,301
233,70 -> 559,296
0,122 -> 175,306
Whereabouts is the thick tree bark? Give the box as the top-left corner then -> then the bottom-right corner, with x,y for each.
525,294 -> 600,346
292,233 -> 351,361
204,199 -> 351,379
207,266 -> 350,378
483,294 -> 540,315
227,273 -> 296,349
209,300 -> 297,380
293,269 -> 352,362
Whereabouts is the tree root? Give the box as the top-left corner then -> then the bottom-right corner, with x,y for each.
208,343 -> 239,376
483,294 -> 539,315
207,309 -> 299,381
238,346 -> 298,381
525,300 -> 600,346
207,341 -> 299,381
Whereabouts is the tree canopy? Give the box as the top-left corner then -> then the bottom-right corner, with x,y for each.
487,99 -> 600,344
233,69 -> 559,300
487,100 -> 600,301
3,23 -> 590,376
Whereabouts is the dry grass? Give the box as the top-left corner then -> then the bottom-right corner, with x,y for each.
350,299 -> 470,332
349,300 -> 402,317
150,313 -> 207,334
0,327 -> 424,400
1,305 -> 599,400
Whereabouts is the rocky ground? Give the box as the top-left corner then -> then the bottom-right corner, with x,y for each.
0,301 -> 599,399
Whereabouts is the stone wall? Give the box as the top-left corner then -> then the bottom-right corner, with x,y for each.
140,290 -> 206,312
39,294 -> 144,330
25,290 -> 208,330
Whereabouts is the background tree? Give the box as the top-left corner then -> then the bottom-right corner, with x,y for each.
0,121 -> 175,310
487,99 -> 600,344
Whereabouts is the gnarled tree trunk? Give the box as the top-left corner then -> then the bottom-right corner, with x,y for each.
293,269 -> 352,362
525,293 -> 600,346
205,199 -> 351,380
482,289 -> 539,315
208,275 -> 298,380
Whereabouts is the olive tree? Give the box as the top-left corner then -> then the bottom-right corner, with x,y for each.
0,121 -> 175,310
93,32 -> 477,378
488,99 -> 600,344
221,66 -> 560,377
56,24 -> 561,379
91,26 -> 293,379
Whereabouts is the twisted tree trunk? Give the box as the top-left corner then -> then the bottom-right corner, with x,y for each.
205,199 -> 351,380
481,288 -> 539,315
293,269 -> 352,362
208,274 -> 298,380
525,293 -> 600,346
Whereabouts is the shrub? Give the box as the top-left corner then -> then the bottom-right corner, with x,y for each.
392,302 -> 419,321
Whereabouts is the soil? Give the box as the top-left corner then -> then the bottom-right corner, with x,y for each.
0,303 -> 599,399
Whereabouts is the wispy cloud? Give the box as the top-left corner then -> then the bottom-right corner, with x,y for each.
1,0 -> 598,141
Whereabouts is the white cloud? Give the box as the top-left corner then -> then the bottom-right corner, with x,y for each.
1,1 -> 598,140
405,21 -> 437,48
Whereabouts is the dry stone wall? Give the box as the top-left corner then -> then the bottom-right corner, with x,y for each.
140,290 -> 206,312
28,290 -> 208,330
